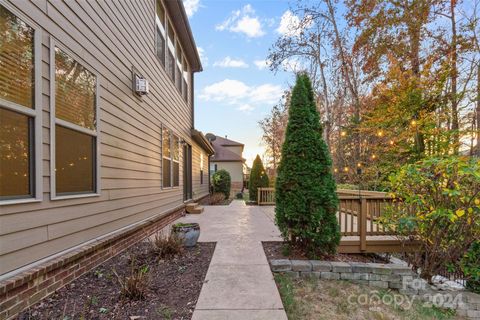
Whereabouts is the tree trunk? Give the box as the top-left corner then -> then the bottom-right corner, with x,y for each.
450,0 -> 459,154
476,64 -> 480,156
325,0 -> 361,162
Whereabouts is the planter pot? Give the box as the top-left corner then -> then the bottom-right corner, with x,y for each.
172,223 -> 200,247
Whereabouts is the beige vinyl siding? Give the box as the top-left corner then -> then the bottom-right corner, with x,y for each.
212,162 -> 244,183
192,141 -> 209,199
0,0 -> 203,275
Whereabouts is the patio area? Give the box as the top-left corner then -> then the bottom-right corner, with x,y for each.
178,200 -> 288,320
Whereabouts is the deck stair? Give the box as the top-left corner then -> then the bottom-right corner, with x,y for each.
186,202 -> 204,214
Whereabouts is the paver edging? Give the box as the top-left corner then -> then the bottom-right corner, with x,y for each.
270,259 -> 480,319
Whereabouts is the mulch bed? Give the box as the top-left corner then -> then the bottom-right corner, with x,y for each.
19,242 -> 215,320
262,241 -> 389,263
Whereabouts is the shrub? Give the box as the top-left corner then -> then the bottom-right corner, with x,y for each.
113,261 -> 149,300
212,169 -> 231,199
149,232 -> 183,259
462,240 -> 480,293
210,192 -> 227,205
382,156 -> 480,282
235,192 -> 243,199
249,155 -> 270,202
275,74 -> 340,256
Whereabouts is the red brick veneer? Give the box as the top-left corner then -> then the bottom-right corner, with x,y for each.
0,206 -> 186,320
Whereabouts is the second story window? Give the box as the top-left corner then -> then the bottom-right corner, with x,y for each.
155,0 -> 191,102
166,21 -> 175,81
175,43 -> 182,92
155,0 -> 166,66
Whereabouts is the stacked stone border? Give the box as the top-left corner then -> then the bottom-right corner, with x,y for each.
0,198 -> 205,320
270,259 -> 480,319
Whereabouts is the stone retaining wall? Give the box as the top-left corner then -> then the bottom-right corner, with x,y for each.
270,259 -> 480,319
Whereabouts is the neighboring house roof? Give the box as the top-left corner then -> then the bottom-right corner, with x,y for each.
207,134 -> 246,162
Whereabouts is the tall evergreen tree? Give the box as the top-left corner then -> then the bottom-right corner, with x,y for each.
249,155 -> 269,202
275,73 -> 340,256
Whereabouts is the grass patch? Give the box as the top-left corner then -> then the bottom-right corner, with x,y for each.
274,274 -> 462,320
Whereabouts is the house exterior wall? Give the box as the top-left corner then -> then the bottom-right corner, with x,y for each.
0,0 -> 208,277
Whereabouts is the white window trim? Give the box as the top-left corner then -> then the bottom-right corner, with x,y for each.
49,38 -> 101,200
0,3 -> 42,206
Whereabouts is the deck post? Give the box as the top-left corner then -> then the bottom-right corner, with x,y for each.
360,198 -> 367,251
258,189 -> 261,205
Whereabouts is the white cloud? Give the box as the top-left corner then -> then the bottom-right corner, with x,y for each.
277,10 -> 312,37
199,79 -> 283,112
183,0 -> 200,18
216,4 -> 265,38
250,84 -> 283,104
197,46 -> 208,66
199,79 -> 249,103
254,59 -> 271,70
237,104 -> 255,112
214,56 -> 248,68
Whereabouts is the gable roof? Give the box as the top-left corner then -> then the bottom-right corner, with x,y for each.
207,134 -> 245,162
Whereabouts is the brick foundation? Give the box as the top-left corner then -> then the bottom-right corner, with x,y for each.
0,206 -> 185,320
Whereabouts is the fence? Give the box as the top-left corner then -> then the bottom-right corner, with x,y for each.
257,187 -> 275,205
257,187 -> 405,252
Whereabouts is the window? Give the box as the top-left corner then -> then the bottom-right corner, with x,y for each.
161,127 -> 180,188
162,127 -> 171,188
166,21 -> 175,80
154,0 -> 190,101
182,56 -> 189,102
155,0 -> 165,66
0,5 -> 40,202
172,135 -> 180,187
200,153 -> 204,184
52,46 -> 98,197
175,43 -> 182,91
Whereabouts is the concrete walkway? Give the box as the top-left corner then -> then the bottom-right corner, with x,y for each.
179,200 -> 287,320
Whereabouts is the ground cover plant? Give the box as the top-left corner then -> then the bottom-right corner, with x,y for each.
19,238 -> 215,319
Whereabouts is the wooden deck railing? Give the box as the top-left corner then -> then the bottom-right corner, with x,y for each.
257,187 -> 275,205
257,187 -> 401,252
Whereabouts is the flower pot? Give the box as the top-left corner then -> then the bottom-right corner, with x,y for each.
172,223 -> 200,247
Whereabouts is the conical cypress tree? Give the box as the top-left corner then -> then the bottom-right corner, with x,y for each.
275,74 -> 340,256
249,155 -> 270,202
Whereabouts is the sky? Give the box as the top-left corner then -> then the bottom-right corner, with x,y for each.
183,0 -> 298,167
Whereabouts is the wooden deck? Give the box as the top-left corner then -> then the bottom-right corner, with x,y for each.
258,188 -> 419,253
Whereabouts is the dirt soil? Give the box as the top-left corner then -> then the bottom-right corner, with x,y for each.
263,241 -> 389,263
18,242 -> 215,320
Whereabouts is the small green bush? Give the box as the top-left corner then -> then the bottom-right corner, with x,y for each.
212,169 -> 231,199
249,155 -> 269,202
383,156 -> 480,282
462,240 -> 480,293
